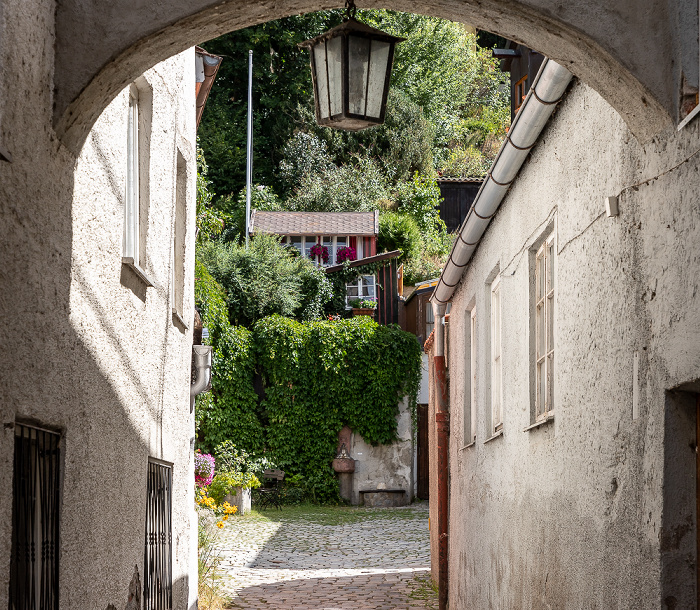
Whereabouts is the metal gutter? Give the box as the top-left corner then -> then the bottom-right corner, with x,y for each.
430,59 -> 573,308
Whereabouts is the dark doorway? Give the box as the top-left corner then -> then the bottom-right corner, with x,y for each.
661,389 -> 699,608
417,403 -> 429,500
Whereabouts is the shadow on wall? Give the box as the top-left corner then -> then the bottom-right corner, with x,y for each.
0,147 -> 191,610
661,388 -> 699,609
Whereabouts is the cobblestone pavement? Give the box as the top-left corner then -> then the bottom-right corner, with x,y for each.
214,502 -> 436,609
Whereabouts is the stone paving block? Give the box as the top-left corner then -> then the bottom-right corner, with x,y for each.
215,503 -> 436,609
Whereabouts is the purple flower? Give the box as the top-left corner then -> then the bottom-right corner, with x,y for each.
194,452 -> 215,487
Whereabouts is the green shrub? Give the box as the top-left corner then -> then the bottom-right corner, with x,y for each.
198,235 -> 332,327
377,212 -> 422,263
208,472 -> 261,504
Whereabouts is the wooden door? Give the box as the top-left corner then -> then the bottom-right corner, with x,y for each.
417,403 -> 429,500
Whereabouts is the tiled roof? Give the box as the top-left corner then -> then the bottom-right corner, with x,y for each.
250,210 -> 378,236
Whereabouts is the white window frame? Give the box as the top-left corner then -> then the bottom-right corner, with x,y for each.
469,307 -> 477,443
490,275 -> 503,434
124,84 -> 139,263
345,274 -> 376,308
122,83 -> 154,286
535,233 -> 555,420
171,152 -> 187,327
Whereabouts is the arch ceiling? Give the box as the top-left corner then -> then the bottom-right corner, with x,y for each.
54,0 -> 685,153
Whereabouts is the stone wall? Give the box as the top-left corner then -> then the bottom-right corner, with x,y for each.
443,79 -> 700,608
0,0 -> 198,607
349,397 -> 415,506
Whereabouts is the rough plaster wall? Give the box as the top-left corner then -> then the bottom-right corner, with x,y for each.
0,0 -> 197,606
445,81 -> 700,609
350,398 -> 414,506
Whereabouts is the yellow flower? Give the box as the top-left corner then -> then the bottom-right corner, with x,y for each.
216,521 -> 224,528
223,515 -> 229,521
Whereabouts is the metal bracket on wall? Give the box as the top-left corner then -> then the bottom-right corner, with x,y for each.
0,141 -> 12,163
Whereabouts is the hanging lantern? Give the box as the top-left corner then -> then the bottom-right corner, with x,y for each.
299,1 -> 404,131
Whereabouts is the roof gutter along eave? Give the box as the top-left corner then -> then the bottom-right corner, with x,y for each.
430,59 -> 573,306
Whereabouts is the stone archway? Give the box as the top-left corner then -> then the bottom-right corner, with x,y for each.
54,0 -> 687,154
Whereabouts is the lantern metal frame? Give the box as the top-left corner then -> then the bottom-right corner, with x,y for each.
299,14 -> 404,131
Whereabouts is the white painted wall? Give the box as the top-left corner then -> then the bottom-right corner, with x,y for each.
443,80 -> 700,608
0,0 -> 198,605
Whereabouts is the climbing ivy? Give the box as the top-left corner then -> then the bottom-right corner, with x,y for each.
254,315 -> 421,502
195,263 -> 422,503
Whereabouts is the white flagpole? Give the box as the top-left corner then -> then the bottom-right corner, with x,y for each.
245,50 -> 253,249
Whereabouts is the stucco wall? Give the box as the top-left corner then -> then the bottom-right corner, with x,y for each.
350,397 -> 415,506
0,0 -> 197,606
444,80 -> 700,608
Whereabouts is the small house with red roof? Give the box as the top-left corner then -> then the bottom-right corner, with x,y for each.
249,209 -> 402,324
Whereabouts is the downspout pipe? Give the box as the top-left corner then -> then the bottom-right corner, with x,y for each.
432,301 -> 449,610
430,59 -> 572,307
190,345 -> 213,411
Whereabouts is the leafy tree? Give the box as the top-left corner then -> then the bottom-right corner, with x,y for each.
218,184 -> 283,243
196,148 -> 224,242
287,156 -> 390,213
198,235 -> 332,327
289,88 -> 435,187
197,11 -> 344,198
377,212 -> 422,263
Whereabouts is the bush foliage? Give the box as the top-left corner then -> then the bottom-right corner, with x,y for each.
195,267 -> 422,503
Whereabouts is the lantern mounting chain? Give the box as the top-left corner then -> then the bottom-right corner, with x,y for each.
344,0 -> 357,20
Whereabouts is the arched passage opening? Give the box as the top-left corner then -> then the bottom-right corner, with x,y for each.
55,0 -> 685,154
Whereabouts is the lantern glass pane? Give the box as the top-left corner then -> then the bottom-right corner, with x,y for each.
348,35 -> 370,115
327,36 -> 343,116
366,39 -> 390,118
313,42 -> 330,119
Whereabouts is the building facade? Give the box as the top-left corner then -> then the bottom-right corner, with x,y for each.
427,74 -> 700,607
0,0 -> 200,605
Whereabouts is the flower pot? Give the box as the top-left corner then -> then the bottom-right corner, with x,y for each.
224,487 -> 251,515
352,308 -> 376,317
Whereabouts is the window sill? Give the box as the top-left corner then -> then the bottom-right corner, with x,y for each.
523,414 -> 554,432
678,104 -> 700,131
122,258 -> 155,287
172,310 -> 189,331
483,429 -> 503,444
460,440 -> 476,450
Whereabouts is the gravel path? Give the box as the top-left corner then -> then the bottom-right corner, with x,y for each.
214,502 -> 436,609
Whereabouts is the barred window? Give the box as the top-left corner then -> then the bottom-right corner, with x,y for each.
144,460 -> 173,610
10,424 -> 61,610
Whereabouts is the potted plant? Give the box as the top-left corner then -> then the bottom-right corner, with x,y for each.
208,441 -> 272,514
349,298 -> 377,317
309,243 -> 329,264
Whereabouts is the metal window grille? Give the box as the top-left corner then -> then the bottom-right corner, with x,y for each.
144,460 -> 173,610
10,424 -> 61,610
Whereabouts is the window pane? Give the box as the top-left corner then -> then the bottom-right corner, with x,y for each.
547,354 -> 554,412
366,40 -> 390,118
304,238 -> 315,259
362,275 -> 376,299
290,236 -> 302,255
547,241 -> 554,294
348,36 -> 370,115
547,296 -> 554,354
537,360 -> 545,416
536,252 -> 544,300
326,36 -> 343,116
313,43 -> 330,119
537,302 -> 544,359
